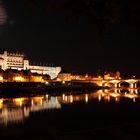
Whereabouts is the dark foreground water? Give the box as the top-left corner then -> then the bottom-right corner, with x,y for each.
0,89 -> 140,140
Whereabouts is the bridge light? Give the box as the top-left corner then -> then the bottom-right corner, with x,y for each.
98,95 -> 101,102
85,94 -> 88,103
14,76 -> 25,82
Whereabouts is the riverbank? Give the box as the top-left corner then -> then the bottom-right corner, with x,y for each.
0,81 -> 103,97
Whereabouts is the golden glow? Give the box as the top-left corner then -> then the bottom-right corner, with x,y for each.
0,98 -> 3,104
135,90 -> 138,94
0,98 -> 3,109
98,82 -> 102,86
32,97 -> 44,102
110,93 -> 120,98
31,100 -> 34,106
45,81 -> 49,85
114,83 -> 118,88
46,94 -> 49,99
65,96 -> 68,102
115,97 -> 120,103
31,76 -> 44,82
62,94 -> 65,100
0,90 -> 140,126
111,80 -> 120,83
70,95 -> 73,103
40,99 -> 43,105
98,94 -> 101,102
104,95 -> 110,102
125,79 -> 137,83
104,83 -> 108,87
124,94 -> 138,99
0,76 -> 3,81
14,76 -> 25,82
57,78 -> 61,81
130,83 -> 134,89
85,94 -> 88,103
104,89 -> 108,93
62,81 -> 65,84
101,93 -> 106,97
85,74 -> 88,78
14,98 -> 25,106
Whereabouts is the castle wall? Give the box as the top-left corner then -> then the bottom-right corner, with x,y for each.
0,51 -> 61,79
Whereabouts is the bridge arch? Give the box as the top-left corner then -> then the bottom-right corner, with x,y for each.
135,81 -> 140,88
102,82 -> 114,88
118,81 -> 130,88
92,79 -> 139,89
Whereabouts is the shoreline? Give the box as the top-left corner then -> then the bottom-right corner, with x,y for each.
0,81 -> 103,97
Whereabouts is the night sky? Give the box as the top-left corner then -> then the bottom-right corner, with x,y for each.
0,0 -> 140,76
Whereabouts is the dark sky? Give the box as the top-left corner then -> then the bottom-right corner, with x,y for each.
0,0 -> 140,76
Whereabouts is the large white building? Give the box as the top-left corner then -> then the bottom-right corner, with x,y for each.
0,51 -> 61,79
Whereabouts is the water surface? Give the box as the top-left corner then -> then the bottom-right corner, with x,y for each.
0,89 -> 140,140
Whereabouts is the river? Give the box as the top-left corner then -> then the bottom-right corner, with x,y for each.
0,89 -> 140,140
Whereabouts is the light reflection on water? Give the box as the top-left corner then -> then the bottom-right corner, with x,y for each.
0,96 -> 61,126
0,89 -> 139,126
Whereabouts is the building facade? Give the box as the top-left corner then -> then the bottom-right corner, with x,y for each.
0,51 -> 61,79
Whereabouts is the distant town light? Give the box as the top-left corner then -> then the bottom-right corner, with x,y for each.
57,78 -> 61,81
62,81 -> 65,84
14,98 -> 25,107
0,76 -> 3,81
0,99 -> 3,104
14,76 -> 24,82
45,81 -> 49,85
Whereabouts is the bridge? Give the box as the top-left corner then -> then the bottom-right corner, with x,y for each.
95,79 -> 140,89
75,79 -> 140,89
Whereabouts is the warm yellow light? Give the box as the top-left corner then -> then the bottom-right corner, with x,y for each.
124,94 -> 137,99
0,76 -> 3,81
45,81 -> 49,85
65,96 -> 68,102
98,95 -> 101,102
115,97 -> 120,103
57,78 -> 61,81
32,97 -> 44,102
14,98 -> 25,106
0,98 -> 3,109
62,81 -> 65,84
14,76 -> 24,82
70,95 -> 73,103
31,76 -> 44,82
85,74 -> 88,78
0,99 -> 3,104
85,94 -> 88,103
31,100 -> 34,106
110,93 -> 120,98
62,94 -> 65,100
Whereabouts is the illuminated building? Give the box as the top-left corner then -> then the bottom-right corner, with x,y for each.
57,73 -> 72,81
104,71 -> 121,80
0,51 -> 61,79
